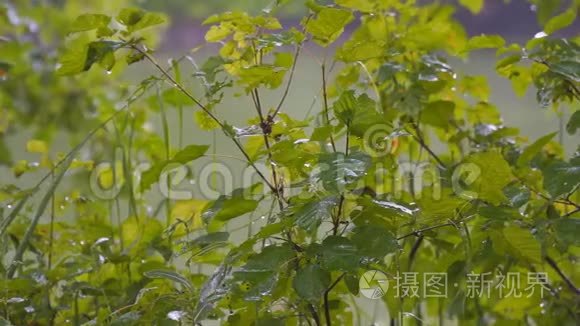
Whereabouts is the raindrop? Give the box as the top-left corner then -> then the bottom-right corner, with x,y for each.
167,310 -> 185,321
7,297 -> 25,303
25,306 -> 35,313
105,70 -> 112,75
534,31 -> 547,39
7,204 -> 12,209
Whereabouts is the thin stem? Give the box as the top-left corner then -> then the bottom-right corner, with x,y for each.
397,222 -> 455,240
407,236 -> 424,271
271,16 -> 311,118
307,304 -> 321,326
408,122 -> 446,170
324,273 -> 346,326
321,63 -> 337,152
545,256 -> 580,295
47,171 -> 55,270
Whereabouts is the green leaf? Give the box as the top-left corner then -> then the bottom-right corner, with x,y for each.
333,91 -> 382,136
517,132 -> 557,167
344,274 -> 359,295
162,88 -> 193,107
294,196 -> 338,232
544,8 -> 576,34
315,152 -> 372,193
69,14 -> 111,33
351,225 -> 398,259
495,55 -> 521,70
117,8 -> 165,33
336,0 -> 375,12
503,226 -> 542,263
311,126 -> 333,142
554,218 -> 580,246
58,41 -> 123,75
110,312 -> 141,326
459,0 -> 483,14
567,110 -> 580,135
318,236 -> 359,272
542,159 -> 580,198
293,264 -> 331,303
467,35 -> 505,50
549,61 -> 580,82
420,100 -> 455,129
140,145 -> 209,190
238,65 -> 285,90
0,136 -> 12,165
305,7 -> 354,46
203,196 -> 258,223
463,151 -> 513,205
460,76 -> 490,101
144,269 -> 194,292
235,244 -> 294,282
121,217 -> 163,254
171,145 -> 210,164
536,0 -> 561,25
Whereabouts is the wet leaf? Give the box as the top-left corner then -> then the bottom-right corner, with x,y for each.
351,225 -> 398,259
293,264 -> 330,303
567,110 -> 580,135
459,0 -> 483,14
117,8 -> 165,33
318,236 -> 359,272
294,196 -> 338,232
542,159 -> 580,198
70,14 -> 111,33
503,226 -> 542,263
144,269 -> 194,292
305,7 -> 353,46
464,151 -> 513,205
467,35 -> 505,50
544,8 -> 576,34
517,132 -> 557,167
554,218 -> 580,246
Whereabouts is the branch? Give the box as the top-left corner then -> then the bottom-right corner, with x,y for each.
408,122 -> 446,170
324,273 -> 346,326
545,256 -> 580,295
321,63 -> 337,152
397,222 -> 456,240
271,16 -> 311,118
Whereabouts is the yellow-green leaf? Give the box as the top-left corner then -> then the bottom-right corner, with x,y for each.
26,140 -> 48,154
459,0 -> 484,14
503,226 -> 542,263
464,151 -> 513,205
305,7 -> 354,47
544,8 -> 576,34
467,34 -> 505,50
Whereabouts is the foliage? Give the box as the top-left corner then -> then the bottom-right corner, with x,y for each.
1,0 -> 580,325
